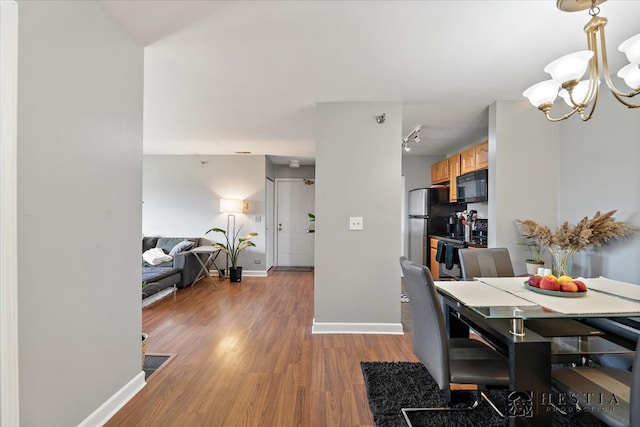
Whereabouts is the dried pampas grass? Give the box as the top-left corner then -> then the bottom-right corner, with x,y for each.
515,210 -> 636,251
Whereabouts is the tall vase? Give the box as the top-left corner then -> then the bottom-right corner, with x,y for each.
550,246 -> 575,277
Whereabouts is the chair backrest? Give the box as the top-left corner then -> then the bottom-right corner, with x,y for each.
631,338 -> 639,426
458,247 -> 514,280
399,256 -> 450,390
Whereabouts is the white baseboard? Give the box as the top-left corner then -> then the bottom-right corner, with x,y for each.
209,270 -> 267,278
77,371 -> 145,427
311,319 -> 404,335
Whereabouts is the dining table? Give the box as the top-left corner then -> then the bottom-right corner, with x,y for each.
434,276 -> 640,427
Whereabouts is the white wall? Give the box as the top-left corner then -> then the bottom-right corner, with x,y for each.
557,92 -> 640,283
489,100 -> 560,274
314,102 -> 402,333
143,155 -> 267,273
17,2 -> 143,426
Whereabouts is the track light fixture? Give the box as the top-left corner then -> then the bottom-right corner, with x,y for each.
400,125 -> 422,152
523,0 -> 640,122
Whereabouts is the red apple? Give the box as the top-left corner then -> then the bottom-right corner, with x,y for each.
540,276 -> 560,291
528,275 -> 543,288
560,282 -> 578,292
573,280 -> 587,292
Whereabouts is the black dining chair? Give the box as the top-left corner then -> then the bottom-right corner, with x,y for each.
552,337 -> 639,427
458,247 -> 514,280
399,256 -> 509,425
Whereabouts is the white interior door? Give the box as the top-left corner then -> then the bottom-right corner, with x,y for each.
276,178 -> 315,266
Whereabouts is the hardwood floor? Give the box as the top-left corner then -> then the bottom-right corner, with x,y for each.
106,271 -> 417,427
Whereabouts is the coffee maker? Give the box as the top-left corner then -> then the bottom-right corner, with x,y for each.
447,213 -> 463,238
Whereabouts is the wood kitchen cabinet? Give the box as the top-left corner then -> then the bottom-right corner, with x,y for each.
430,238 -> 440,280
431,158 -> 449,184
448,154 -> 460,202
475,140 -> 488,170
460,146 -> 476,175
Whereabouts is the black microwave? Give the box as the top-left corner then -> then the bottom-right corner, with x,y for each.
457,169 -> 488,203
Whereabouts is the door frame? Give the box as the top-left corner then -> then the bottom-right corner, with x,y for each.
0,1 -> 21,425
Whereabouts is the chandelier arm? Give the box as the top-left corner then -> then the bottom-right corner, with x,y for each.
579,88 -> 599,121
543,105 -> 582,122
609,91 -> 640,108
598,24 -> 640,101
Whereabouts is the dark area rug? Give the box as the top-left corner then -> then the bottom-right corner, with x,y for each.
361,361 -> 606,427
143,354 -> 171,380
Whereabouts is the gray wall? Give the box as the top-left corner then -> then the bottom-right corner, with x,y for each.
314,102 -> 402,331
489,97 -> 639,281
143,155 -> 267,272
489,100 -> 560,275
273,164 -> 315,179
558,92 -> 640,282
17,1 -> 143,426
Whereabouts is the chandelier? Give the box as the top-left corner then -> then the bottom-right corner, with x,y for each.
523,0 -> 640,122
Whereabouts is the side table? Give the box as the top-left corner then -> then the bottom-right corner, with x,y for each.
189,246 -> 223,287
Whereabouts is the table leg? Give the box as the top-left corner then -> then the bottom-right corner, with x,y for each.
191,252 -> 217,287
508,340 -> 552,426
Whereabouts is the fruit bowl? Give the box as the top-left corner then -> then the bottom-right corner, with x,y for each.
524,281 -> 587,298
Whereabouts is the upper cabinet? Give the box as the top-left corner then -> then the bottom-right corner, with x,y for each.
474,140 -> 489,170
460,146 -> 476,175
430,140 -> 489,198
431,158 -> 449,184
448,154 -> 460,202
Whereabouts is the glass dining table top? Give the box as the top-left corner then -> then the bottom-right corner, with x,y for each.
435,276 -> 640,320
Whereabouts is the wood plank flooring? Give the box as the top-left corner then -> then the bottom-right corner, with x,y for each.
106,271 -> 417,427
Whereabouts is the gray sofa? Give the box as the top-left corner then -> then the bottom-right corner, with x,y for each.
142,236 -> 205,299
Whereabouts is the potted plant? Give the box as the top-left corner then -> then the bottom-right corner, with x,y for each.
518,236 -> 545,275
206,225 -> 258,282
307,213 -> 315,233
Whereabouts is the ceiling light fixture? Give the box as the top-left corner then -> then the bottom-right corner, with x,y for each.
401,125 -> 422,152
289,160 -> 300,168
523,0 -> 640,122
375,113 -> 386,124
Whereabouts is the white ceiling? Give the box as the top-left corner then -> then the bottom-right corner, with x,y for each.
99,0 -> 640,163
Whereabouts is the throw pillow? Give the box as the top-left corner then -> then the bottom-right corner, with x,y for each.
169,239 -> 194,256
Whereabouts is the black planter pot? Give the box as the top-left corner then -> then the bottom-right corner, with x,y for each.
229,266 -> 243,282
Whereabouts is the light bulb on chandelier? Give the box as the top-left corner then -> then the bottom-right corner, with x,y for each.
522,0 -> 640,122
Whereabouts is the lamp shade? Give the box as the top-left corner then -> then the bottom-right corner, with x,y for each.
618,33 -> 640,65
523,80 -> 559,107
558,79 -> 598,107
617,63 -> 640,90
544,51 -> 594,85
220,198 -> 244,214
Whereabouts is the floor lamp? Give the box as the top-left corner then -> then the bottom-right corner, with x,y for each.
219,198 -> 244,277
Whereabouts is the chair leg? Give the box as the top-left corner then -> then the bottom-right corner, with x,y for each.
479,390 -> 506,418
401,396 -> 480,427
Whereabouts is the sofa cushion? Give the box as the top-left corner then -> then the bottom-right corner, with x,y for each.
169,239 -> 195,256
143,236 -> 158,253
156,237 -> 199,254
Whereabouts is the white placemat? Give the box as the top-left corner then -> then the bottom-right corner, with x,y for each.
507,289 -> 640,315
580,277 -> 640,301
476,277 -> 531,293
435,281 -> 537,307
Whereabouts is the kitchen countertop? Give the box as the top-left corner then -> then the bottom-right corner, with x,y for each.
431,235 -> 488,248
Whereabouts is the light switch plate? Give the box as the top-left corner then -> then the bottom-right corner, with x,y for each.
349,216 -> 363,230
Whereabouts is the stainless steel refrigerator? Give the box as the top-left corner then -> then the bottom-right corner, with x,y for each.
408,188 -> 459,268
